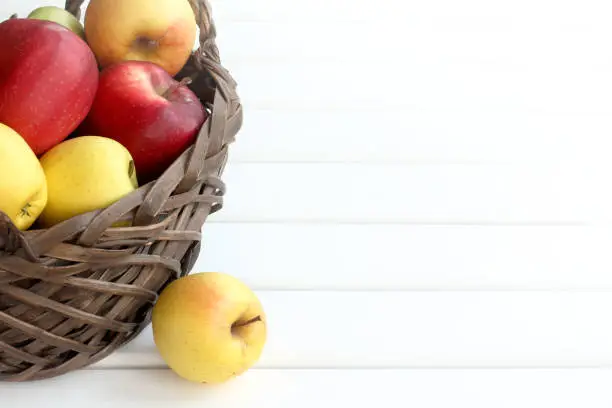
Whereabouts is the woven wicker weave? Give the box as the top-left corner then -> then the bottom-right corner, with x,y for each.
0,0 -> 241,381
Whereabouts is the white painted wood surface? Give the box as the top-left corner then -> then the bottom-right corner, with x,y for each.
8,369 -> 612,407
1,0 -> 612,406
196,224 -> 612,290
216,163 -> 609,223
96,291 -> 612,369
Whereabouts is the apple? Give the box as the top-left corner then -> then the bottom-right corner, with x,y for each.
84,0 -> 197,76
38,136 -> 139,227
152,272 -> 267,384
28,6 -> 85,40
0,123 -> 47,231
0,18 -> 98,155
80,61 -> 206,183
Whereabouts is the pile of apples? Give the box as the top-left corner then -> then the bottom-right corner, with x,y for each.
0,0 -> 267,386
0,0 -> 207,231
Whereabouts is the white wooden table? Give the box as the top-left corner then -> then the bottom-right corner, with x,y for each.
3,0 -> 612,406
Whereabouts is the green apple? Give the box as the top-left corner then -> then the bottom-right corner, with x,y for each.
27,6 -> 85,40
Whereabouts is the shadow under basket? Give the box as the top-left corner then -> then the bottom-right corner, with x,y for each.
0,0 -> 242,382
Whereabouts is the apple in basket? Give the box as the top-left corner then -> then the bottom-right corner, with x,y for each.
0,18 -> 98,155
84,0 -> 197,76
0,124 -> 47,231
79,60 -> 207,183
38,136 -> 139,228
27,5 -> 86,40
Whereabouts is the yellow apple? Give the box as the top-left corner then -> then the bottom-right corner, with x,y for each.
152,272 -> 267,384
0,123 -> 47,230
84,0 -> 197,76
28,6 -> 86,40
38,136 -> 138,227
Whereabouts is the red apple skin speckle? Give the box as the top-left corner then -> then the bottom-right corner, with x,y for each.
0,18 -> 99,155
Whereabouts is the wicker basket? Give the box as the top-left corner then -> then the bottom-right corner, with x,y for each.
0,0 -> 241,381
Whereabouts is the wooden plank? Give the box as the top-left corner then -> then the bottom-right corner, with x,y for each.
206,7 -> 612,114
213,163 -> 608,223
216,6 -> 612,162
211,0 -> 612,25
194,224 -> 612,290
229,57 -> 612,113
97,291 -> 612,369
229,110 -> 612,163
3,368 -> 612,407
213,0 -> 403,21
216,18 -> 612,62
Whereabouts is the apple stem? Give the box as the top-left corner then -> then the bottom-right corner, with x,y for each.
162,77 -> 193,98
232,315 -> 263,329
128,160 -> 135,178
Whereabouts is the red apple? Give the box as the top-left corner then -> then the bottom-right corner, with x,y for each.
0,18 -> 98,155
80,61 -> 207,182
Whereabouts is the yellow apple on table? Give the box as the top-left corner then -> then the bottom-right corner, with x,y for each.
0,123 -> 47,230
152,272 -> 267,384
84,0 -> 197,76
38,136 -> 139,227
